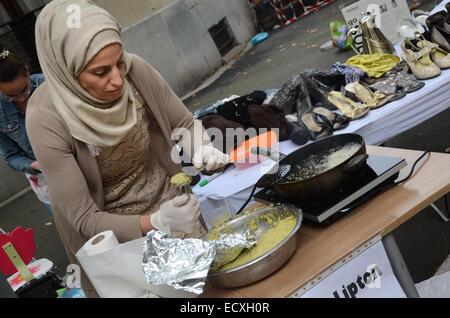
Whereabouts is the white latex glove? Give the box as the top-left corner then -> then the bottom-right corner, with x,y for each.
150,195 -> 201,234
192,145 -> 230,172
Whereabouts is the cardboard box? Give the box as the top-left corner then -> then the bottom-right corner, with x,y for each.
340,0 -> 411,54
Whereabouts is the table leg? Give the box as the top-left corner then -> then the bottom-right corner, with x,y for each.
430,203 -> 449,223
382,233 -> 420,298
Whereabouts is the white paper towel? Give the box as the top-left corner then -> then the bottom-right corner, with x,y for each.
83,231 -> 119,257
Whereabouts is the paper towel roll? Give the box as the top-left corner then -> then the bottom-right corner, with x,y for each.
83,231 -> 119,257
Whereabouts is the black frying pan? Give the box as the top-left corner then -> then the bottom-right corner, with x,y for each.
252,134 -> 368,202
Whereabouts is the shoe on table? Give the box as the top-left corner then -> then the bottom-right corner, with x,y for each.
431,24 -> 450,53
400,41 -> 441,79
327,91 -> 370,120
345,82 -> 389,109
415,32 -> 450,69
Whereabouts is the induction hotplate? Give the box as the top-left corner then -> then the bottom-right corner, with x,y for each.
253,155 -> 407,225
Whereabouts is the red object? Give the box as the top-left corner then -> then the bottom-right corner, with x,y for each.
0,227 -> 35,275
230,131 -> 278,170
230,131 -> 277,163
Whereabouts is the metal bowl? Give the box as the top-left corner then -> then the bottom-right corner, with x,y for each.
206,204 -> 303,289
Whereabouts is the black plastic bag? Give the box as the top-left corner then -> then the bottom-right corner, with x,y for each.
270,69 -> 347,116
269,74 -> 303,115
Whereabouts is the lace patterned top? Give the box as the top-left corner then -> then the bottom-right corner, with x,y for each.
96,80 -> 179,216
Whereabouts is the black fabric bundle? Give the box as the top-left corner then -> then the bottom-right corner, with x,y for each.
199,71 -> 349,152
248,104 -> 290,141
200,114 -> 246,154
216,90 -> 267,126
201,90 -> 292,152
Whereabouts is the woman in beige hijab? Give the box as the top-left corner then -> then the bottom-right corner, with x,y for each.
26,0 -> 228,297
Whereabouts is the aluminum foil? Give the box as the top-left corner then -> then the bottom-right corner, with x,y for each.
142,230 -> 256,295
208,231 -> 257,272
142,230 -> 215,294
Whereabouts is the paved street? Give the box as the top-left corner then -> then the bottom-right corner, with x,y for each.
0,0 -> 449,298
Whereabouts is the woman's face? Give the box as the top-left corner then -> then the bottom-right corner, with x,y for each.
77,43 -> 126,102
0,73 -> 30,103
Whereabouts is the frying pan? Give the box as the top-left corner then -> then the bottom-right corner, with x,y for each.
252,134 -> 368,202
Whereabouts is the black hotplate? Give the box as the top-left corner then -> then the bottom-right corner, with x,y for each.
253,155 -> 407,225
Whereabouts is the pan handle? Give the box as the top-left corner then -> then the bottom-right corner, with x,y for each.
250,147 -> 287,162
343,154 -> 369,173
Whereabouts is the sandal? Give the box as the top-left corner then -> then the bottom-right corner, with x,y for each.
327,91 -> 370,120
300,112 -> 332,140
414,32 -> 450,69
368,76 -> 397,96
312,106 -> 349,130
393,62 -> 425,93
359,76 -> 412,104
387,91 -> 407,103
345,82 -> 389,109
360,71 -> 399,96
366,62 -> 425,96
400,41 -> 441,79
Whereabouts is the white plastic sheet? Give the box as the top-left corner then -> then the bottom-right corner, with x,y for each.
415,271 -> 450,298
76,235 -> 196,298
76,236 -> 149,298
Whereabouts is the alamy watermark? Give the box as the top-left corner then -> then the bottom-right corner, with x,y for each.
66,4 -> 81,29
65,264 -> 81,289
170,125 -> 281,175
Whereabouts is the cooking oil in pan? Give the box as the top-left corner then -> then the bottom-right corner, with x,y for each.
284,142 -> 361,182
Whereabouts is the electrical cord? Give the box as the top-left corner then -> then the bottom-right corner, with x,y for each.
392,149 -> 449,218
236,183 -> 258,215
394,150 -> 430,184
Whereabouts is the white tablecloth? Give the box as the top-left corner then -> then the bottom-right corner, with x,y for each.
194,2 -> 450,228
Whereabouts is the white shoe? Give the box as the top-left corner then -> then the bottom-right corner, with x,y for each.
400,41 -> 441,80
415,32 -> 450,69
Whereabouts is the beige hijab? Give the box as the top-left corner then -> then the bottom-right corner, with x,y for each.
34,0 -> 137,147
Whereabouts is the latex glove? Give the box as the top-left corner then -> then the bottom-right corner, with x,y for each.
192,145 -> 230,172
150,195 -> 201,234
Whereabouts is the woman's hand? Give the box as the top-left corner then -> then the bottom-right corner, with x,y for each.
30,161 -> 41,172
192,145 -> 230,172
143,195 -> 201,235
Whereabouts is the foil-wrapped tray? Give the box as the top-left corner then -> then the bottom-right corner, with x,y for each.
142,230 -> 256,294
